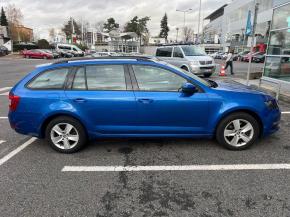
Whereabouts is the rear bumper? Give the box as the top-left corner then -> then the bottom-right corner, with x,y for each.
8,112 -> 42,138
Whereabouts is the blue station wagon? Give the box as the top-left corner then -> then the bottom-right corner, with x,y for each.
8,57 -> 281,153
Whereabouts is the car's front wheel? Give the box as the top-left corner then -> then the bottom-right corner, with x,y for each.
45,116 -> 87,153
216,112 -> 260,150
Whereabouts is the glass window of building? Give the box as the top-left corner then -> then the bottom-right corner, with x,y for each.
264,2 -> 290,82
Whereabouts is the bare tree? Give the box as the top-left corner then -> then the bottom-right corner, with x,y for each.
183,26 -> 194,42
49,28 -> 56,41
94,21 -> 104,32
5,4 -> 23,42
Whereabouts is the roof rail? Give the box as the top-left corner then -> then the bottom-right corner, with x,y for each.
53,56 -> 154,65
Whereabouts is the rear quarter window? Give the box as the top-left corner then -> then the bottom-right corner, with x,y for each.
27,68 -> 69,89
156,47 -> 172,57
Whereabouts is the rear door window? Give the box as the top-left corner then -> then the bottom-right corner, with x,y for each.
28,68 -> 69,89
156,47 -> 172,57
85,65 -> 127,90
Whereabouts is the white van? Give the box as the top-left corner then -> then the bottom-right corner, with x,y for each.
156,45 -> 216,77
56,43 -> 84,57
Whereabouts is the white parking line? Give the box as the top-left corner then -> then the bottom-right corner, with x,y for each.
0,140 -> 6,145
0,137 -> 36,166
0,87 -> 12,92
0,117 -> 8,119
282,111 -> 290,114
62,164 -> 290,172
0,91 -> 9,96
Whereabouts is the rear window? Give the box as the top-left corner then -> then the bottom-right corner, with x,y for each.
27,68 -> 69,89
156,47 -> 172,57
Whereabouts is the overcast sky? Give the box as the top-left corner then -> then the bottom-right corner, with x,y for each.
0,0 -> 230,40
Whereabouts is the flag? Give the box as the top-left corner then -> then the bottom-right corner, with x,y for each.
245,10 -> 252,36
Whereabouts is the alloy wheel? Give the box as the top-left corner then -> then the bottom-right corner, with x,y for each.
50,123 -> 79,150
224,119 -> 254,147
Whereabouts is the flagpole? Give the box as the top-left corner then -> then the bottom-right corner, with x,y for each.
246,1 -> 259,86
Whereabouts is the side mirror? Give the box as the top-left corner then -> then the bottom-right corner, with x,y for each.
181,82 -> 197,94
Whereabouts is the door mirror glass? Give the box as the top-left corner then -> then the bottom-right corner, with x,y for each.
181,82 -> 197,94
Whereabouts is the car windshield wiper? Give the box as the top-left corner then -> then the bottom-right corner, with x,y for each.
206,79 -> 218,88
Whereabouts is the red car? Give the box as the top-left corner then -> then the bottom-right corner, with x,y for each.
242,52 -> 264,62
22,49 -> 53,59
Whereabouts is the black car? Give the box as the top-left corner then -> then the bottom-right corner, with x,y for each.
0,45 -> 9,56
57,49 -> 73,58
252,54 -> 265,63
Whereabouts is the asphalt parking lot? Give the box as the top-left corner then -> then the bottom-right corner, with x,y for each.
0,57 -> 290,217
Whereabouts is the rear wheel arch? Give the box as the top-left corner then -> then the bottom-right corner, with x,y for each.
40,113 -> 88,138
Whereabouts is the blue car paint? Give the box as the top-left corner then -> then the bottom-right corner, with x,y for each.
8,59 -> 281,140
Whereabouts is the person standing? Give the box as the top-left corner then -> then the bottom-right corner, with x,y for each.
225,51 -> 234,75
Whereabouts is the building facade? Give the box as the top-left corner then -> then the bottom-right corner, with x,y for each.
263,0 -> 290,82
221,0 -> 273,52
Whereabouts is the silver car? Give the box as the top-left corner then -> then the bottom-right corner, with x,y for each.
156,45 -> 216,77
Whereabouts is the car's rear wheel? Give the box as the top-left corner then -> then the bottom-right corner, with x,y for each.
45,116 -> 87,153
216,112 -> 260,150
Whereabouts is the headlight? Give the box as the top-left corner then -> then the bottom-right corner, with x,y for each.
264,99 -> 279,110
190,60 -> 199,66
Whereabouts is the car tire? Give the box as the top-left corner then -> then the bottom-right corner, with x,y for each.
43,56 -> 47,59
181,66 -> 189,72
25,55 -> 29,59
216,112 -> 260,150
45,116 -> 87,153
204,73 -> 212,78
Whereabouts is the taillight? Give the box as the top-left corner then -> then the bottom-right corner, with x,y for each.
9,93 -> 20,112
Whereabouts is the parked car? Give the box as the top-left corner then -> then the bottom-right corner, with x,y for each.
0,45 -> 9,56
156,45 -> 216,77
43,49 -> 60,59
252,53 -> 265,63
8,56 -> 280,153
57,49 -> 74,58
56,43 -> 84,57
22,49 -> 53,59
233,51 -> 250,61
242,52 -> 264,62
210,52 -> 223,59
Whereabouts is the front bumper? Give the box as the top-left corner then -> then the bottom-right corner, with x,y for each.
262,109 -> 281,136
190,64 -> 216,75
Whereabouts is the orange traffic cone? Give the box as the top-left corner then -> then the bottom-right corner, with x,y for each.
219,64 -> 226,76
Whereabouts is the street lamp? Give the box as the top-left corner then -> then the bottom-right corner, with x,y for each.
176,8 -> 193,30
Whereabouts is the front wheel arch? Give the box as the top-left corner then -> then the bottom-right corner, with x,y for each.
214,109 -> 263,138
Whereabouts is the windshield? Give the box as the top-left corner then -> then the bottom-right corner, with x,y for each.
181,45 -> 206,56
159,61 -> 211,87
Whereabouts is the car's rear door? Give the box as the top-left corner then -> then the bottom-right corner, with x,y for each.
65,64 -> 138,135
129,64 -> 209,135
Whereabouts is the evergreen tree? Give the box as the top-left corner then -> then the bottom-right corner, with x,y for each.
0,7 -> 8,26
103,18 -> 119,33
159,13 -> 169,42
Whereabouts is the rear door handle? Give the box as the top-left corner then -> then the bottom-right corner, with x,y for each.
137,98 -> 154,104
73,98 -> 87,103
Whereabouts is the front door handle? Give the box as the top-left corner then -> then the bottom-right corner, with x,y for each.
137,98 -> 154,104
73,98 -> 87,103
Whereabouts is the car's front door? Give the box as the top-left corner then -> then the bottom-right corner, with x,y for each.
130,64 -> 209,135
65,64 -> 138,135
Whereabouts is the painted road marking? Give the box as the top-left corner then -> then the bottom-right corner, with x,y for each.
62,164 -> 290,172
0,117 -> 8,119
0,137 -> 36,166
0,87 -> 12,92
0,91 -> 9,96
0,140 -> 6,145
282,111 -> 290,114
